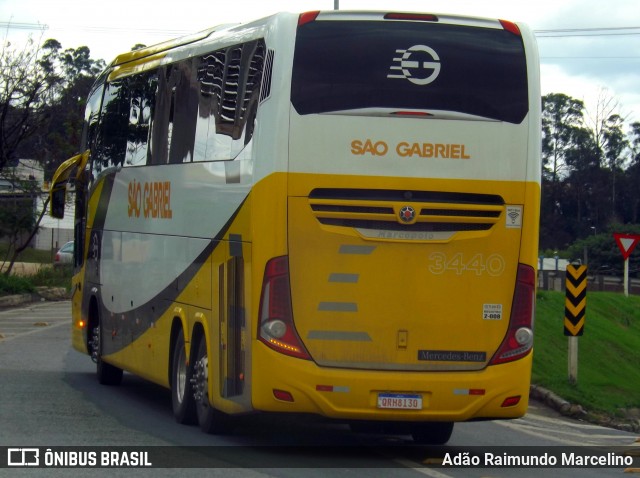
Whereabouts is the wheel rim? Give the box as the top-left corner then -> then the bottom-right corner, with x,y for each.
191,344 -> 208,406
90,325 -> 100,364
175,344 -> 187,404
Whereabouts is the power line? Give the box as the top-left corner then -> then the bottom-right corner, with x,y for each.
1,23 -> 187,37
542,56 -> 640,59
0,21 -> 48,31
0,21 -> 188,36
534,26 -> 640,37
54,25 -> 192,36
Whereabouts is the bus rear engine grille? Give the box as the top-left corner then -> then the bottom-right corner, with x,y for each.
315,218 -> 494,232
309,188 -> 505,234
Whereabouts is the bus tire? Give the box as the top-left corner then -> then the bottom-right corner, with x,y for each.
91,319 -> 123,386
411,422 -> 454,445
171,328 -> 196,424
192,337 -> 233,435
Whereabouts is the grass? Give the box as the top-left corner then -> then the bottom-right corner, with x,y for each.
0,266 -> 73,295
0,273 -> 35,294
533,290 -> 640,416
0,244 -> 72,294
0,242 -> 73,295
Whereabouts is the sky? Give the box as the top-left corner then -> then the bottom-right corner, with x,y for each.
1,0 -> 639,124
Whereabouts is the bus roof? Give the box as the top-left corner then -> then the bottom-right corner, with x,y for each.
110,24 -> 237,67
108,10 -> 527,68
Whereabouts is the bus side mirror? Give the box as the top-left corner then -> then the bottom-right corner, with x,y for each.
50,187 -> 66,219
48,150 -> 91,219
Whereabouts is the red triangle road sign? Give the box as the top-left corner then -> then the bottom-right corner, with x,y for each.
613,233 -> 640,260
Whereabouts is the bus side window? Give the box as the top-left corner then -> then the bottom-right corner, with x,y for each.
168,59 -> 199,164
77,82 -> 105,267
195,50 -> 228,161
92,78 -> 130,178
238,40 -> 265,147
242,42 -> 267,146
193,40 -> 266,162
126,72 -> 157,167
81,84 -> 105,155
150,65 -> 178,165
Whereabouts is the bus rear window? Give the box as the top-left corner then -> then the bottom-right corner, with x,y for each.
292,20 -> 528,124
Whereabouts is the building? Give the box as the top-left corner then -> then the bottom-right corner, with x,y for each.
0,159 -> 74,251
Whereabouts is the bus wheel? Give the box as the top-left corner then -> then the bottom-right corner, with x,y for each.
90,320 -> 123,386
171,329 -> 196,424
411,422 -> 454,445
191,337 -> 233,434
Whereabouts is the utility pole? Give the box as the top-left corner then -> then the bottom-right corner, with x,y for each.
334,0 -> 339,10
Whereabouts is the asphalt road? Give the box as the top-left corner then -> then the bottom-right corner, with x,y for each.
0,301 -> 638,478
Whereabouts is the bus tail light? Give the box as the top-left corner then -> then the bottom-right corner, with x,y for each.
500,20 -> 521,36
298,11 -> 320,26
273,389 -> 295,402
489,264 -> 535,365
392,111 -> 433,117
384,13 -> 439,22
258,256 -> 311,360
501,395 -> 521,407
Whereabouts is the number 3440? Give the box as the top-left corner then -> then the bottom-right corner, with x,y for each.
428,252 -> 505,276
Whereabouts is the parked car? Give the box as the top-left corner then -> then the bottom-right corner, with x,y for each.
53,241 -> 74,268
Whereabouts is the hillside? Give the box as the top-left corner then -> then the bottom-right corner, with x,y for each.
533,290 -> 640,422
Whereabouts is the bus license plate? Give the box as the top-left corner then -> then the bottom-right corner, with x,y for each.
377,393 -> 422,410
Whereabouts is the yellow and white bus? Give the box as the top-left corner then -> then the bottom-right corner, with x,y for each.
51,10 -> 540,444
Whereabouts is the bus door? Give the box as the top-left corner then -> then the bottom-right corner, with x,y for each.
217,238 -> 247,400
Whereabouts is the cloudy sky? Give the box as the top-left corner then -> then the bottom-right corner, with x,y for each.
2,0 -> 639,123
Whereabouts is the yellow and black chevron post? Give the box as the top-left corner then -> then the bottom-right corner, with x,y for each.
564,264 -> 587,336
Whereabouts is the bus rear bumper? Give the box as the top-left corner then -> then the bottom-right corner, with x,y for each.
252,343 -> 532,422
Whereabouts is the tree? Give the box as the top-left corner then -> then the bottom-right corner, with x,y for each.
0,37 -> 59,171
540,91 -> 640,251
566,224 -> 640,277
540,93 -> 590,249
630,122 -> 640,164
0,36 -> 104,274
541,93 -> 586,183
584,89 -> 630,221
602,114 -> 629,219
623,122 -> 640,222
18,40 -> 105,178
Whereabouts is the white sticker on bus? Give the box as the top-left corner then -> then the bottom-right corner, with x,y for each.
506,205 -> 523,228
483,304 -> 503,320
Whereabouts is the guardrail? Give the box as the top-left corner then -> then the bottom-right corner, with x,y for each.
538,270 -> 640,296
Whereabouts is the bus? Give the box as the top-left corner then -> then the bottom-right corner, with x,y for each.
50,10 -> 540,444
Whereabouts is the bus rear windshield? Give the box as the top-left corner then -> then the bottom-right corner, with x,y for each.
292,20 -> 529,124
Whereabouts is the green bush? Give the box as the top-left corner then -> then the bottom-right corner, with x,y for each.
0,265 -> 72,296
30,266 -> 73,289
0,274 -> 36,295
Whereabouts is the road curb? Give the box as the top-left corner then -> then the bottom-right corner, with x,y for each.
530,384 -> 586,417
531,384 -> 640,433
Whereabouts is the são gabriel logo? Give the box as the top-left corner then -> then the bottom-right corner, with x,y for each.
387,44 -> 441,85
